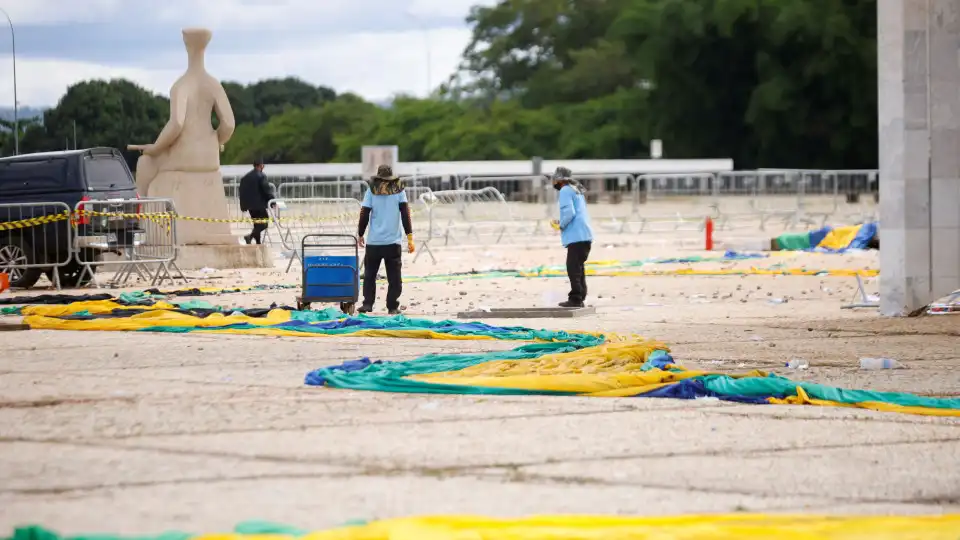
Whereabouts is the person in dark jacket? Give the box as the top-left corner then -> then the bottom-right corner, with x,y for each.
238,158 -> 276,244
356,165 -> 415,314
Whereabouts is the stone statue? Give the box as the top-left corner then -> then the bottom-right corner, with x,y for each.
128,28 -> 237,245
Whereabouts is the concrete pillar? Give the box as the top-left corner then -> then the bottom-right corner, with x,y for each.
878,0 -> 960,315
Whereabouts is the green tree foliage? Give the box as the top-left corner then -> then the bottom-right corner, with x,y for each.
224,77 -> 336,126
10,79 -> 169,169
0,1 -> 878,169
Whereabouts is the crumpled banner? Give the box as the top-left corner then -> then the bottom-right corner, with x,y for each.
8,515 -> 960,540
13,300 -> 958,416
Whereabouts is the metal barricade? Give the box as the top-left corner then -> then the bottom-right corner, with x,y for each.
797,170 -> 840,227
410,190 -> 437,264
714,171 -> 802,231
0,202 -> 73,289
825,169 -> 879,223
462,175 -> 545,205
278,179 -> 369,201
418,187 -> 517,246
401,174 -> 462,193
223,177 -> 243,221
72,198 -> 184,288
268,197 -> 361,272
618,173 -> 716,234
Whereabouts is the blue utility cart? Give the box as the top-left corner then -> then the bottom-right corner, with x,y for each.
296,234 -> 360,314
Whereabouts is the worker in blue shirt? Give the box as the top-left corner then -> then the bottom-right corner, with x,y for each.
549,166 -> 594,308
357,165 -> 415,314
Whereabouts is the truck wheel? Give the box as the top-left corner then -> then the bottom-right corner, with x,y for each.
0,237 -> 42,289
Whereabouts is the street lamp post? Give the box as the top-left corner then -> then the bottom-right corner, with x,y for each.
404,11 -> 432,96
0,7 -> 17,155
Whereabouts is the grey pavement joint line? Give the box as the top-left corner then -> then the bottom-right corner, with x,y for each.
0,404 -> 708,439
3,434 -> 958,481
700,409 -> 960,427
3,450 -> 958,508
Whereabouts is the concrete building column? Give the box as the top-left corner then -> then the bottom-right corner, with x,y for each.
878,0 -> 960,315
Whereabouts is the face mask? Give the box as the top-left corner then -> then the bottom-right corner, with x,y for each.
553,182 -> 563,191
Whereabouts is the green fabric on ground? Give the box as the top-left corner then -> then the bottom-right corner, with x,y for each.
703,373 -> 960,410
115,291 -> 163,305
316,342 -> 592,395
774,232 -> 811,251
167,299 -> 216,310
5,521 -> 368,540
6,526 -> 190,540
290,307 -> 345,322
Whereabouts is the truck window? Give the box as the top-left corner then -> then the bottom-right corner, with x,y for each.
83,156 -> 135,190
0,159 -> 68,193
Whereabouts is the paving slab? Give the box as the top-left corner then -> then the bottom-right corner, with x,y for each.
701,404 -> 960,427
106,408 -> 960,470
0,475 -> 827,535
0,441 -> 349,493
1,394 -> 710,440
1,246 -> 957,532
519,441 -> 960,504
457,306 -> 596,318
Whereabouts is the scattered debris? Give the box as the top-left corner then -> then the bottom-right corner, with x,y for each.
928,289 -> 959,315
0,323 -> 30,332
859,357 -> 906,370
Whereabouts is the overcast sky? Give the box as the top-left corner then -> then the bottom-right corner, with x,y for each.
0,0 -> 494,108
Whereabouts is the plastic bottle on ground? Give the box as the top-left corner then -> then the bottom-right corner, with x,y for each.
785,358 -> 809,370
859,357 -> 905,370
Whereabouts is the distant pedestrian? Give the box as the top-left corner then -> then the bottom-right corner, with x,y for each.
357,165 -> 415,314
549,166 -> 594,308
238,157 -> 276,244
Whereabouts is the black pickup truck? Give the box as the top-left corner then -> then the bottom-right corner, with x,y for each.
0,147 -> 143,288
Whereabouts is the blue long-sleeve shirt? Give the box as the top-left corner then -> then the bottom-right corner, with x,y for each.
557,185 -> 594,247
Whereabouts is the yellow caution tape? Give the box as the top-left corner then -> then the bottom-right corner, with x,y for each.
0,211 -> 72,231
1,206 -> 424,229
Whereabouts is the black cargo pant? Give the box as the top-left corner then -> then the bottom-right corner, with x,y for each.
248,208 -> 269,244
362,243 -> 403,310
565,241 -> 592,303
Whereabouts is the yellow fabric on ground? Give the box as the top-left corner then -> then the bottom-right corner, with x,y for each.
23,308 -> 293,331
768,386 -> 960,417
410,340 -> 763,395
817,225 -> 862,250
516,268 -> 879,278
20,300 -> 178,317
194,514 -> 960,540
191,328 -> 501,341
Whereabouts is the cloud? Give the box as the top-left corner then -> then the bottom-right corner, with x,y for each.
0,26 -> 472,107
0,0 -> 125,25
408,0 -> 492,18
0,0 -> 499,107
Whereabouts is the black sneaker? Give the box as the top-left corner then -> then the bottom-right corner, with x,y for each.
387,308 -> 402,315
357,305 -> 374,314
243,235 -> 252,245
559,300 -> 584,308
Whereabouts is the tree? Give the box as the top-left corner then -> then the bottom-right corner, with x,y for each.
610,0 -> 877,167
10,2 -> 880,170
457,0 -> 878,168
15,79 -> 169,169
0,117 -> 42,157
223,77 -> 336,126
221,92 -> 382,165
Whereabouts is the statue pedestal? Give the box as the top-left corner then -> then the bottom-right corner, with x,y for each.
143,170 -> 274,269
147,170 -> 237,245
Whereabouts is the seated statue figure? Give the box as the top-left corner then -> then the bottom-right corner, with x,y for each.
129,28 -> 237,245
